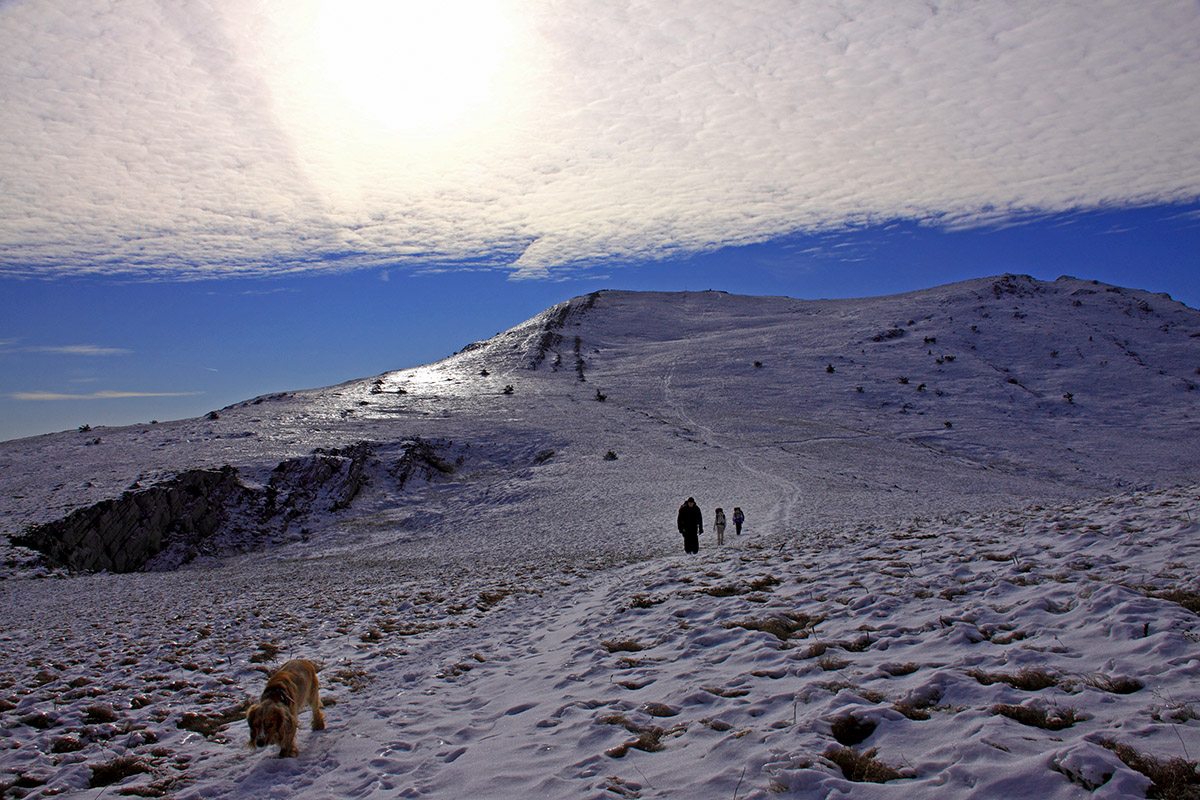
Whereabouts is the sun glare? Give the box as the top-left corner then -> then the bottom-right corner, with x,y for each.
315,0 -> 515,135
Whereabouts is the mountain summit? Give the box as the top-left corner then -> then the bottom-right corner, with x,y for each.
3,274 -> 1198,573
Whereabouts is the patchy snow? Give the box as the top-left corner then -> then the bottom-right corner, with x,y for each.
1,276 -> 1198,798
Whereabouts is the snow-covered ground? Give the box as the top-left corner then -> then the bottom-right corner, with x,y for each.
1,275 -> 1198,798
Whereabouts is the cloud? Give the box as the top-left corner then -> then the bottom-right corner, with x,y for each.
27,345 -> 133,356
10,391 -> 203,401
0,0 -> 1197,280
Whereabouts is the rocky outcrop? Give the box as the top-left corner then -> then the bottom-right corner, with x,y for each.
14,443 -> 376,573
12,467 -> 251,573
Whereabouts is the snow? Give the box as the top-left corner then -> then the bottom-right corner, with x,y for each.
1,275 -> 1198,798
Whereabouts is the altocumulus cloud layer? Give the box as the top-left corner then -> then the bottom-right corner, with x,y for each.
2,0 -> 1198,280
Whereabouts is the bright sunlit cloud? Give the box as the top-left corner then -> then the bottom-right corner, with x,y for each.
0,0 -> 1198,280
315,1 -> 515,135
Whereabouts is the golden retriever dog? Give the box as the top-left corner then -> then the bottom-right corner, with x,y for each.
246,659 -> 325,757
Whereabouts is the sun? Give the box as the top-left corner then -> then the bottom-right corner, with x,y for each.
314,0 -> 516,135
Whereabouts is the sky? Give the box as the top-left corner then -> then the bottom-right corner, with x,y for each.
1,0 -> 1199,442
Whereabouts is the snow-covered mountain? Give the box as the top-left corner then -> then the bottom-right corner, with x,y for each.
1,275 -> 1198,799
2,273 -> 1197,573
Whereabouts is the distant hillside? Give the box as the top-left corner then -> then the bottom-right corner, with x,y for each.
2,274 -> 1198,574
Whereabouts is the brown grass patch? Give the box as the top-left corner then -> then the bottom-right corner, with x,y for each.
991,703 -> 1079,730
90,756 -> 151,788
817,654 -> 850,671
1147,588 -> 1200,614
328,666 -> 373,692
967,666 -> 1061,691
726,613 -> 815,642
824,746 -> 906,783
599,714 -> 686,757
1081,673 -> 1144,694
879,662 -> 920,677
700,584 -> 744,597
602,638 -> 645,653
1101,739 -> 1200,799
177,701 -> 249,739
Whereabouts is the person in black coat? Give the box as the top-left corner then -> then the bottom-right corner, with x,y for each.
677,497 -> 703,554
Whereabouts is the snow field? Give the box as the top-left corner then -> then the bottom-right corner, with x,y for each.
1,484 -> 1197,798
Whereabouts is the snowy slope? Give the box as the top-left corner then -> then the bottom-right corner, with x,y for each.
0,275 -> 1198,798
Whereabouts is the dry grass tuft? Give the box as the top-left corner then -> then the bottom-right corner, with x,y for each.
879,662 -> 920,677
830,715 -> 877,746
177,701 -> 250,739
329,666 -> 373,692
89,756 -> 151,788
701,584 -> 744,597
599,714 -> 686,757
991,703 -> 1079,730
968,666 -> 1061,691
801,642 -> 830,659
1101,739 -> 1200,799
726,613 -> 814,642
1149,588 -> 1200,614
248,642 -> 281,664
824,746 -> 906,783
747,575 -> 782,592
1082,673 -> 1144,695
602,638 -> 645,653
817,654 -> 850,671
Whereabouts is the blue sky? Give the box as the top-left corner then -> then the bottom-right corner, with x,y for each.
2,1 -> 1199,440
4,204 -> 1196,442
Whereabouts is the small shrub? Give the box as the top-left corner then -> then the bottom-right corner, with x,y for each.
753,361 -> 763,368
604,450 -> 618,461
602,638 -> 645,653
595,388 -> 607,402
502,384 -> 514,395
205,411 -> 219,420
826,364 -> 835,373
1063,392 -> 1074,403
78,424 -> 92,432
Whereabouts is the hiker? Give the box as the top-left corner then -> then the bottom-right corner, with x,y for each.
714,508 -> 727,545
733,507 -> 745,535
677,497 -> 703,554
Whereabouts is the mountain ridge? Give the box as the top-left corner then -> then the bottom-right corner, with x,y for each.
2,273 -> 1198,574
